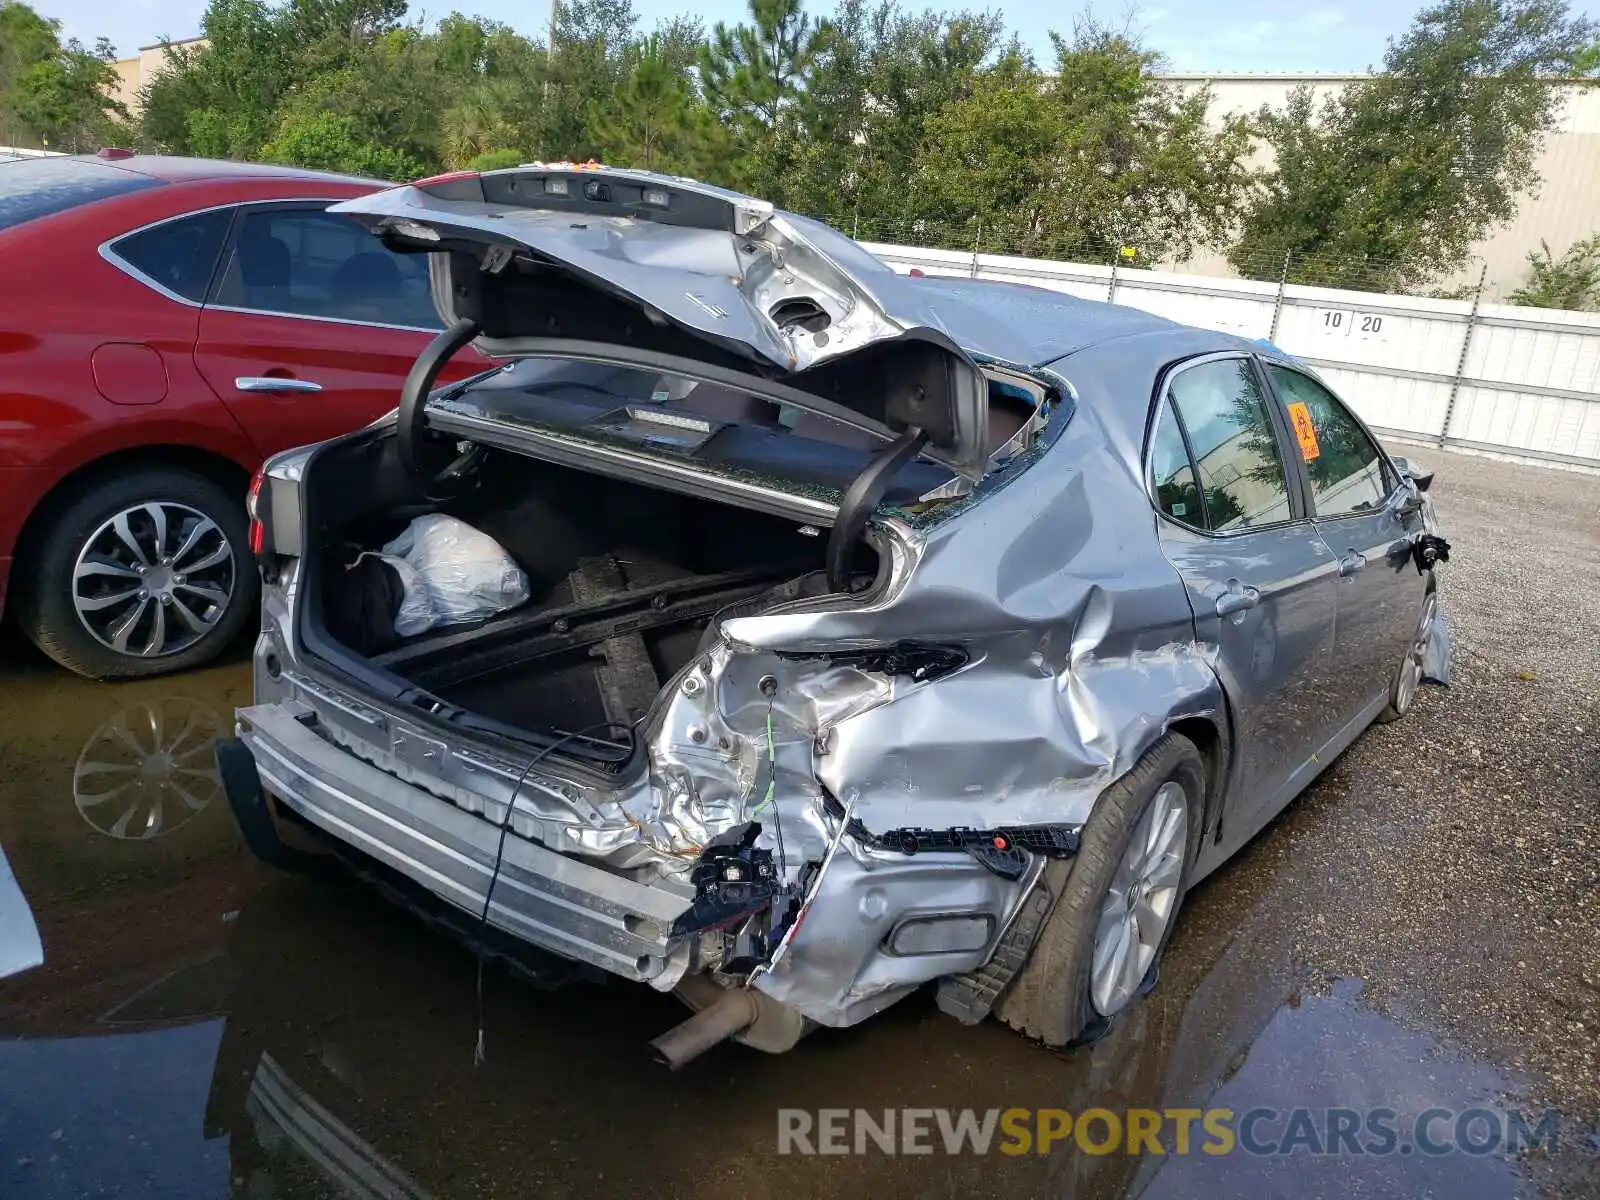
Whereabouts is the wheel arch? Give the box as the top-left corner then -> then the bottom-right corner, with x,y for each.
10,443 -> 254,589
1165,713 -> 1228,854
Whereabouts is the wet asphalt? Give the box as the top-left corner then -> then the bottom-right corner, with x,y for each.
0,446 -> 1595,1199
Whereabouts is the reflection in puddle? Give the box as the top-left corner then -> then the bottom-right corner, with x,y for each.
72,698 -> 226,841
0,868 -> 1558,1200
245,1052 -> 434,1200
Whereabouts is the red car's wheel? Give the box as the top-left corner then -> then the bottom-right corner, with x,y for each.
15,467 -> 258,679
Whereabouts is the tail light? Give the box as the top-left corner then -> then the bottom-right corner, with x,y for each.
246,468 -> 271,558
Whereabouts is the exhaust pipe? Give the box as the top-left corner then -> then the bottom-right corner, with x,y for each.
649,988 -> 760,1069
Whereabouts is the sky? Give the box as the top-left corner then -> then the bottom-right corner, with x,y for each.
36,0 -> 1600,72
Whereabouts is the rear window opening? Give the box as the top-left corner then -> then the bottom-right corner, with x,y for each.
432,357 -> 1049,487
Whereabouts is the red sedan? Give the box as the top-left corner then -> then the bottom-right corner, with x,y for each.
0,152 -> 491,678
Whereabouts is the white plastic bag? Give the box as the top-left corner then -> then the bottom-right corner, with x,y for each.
379,514 -> 529,637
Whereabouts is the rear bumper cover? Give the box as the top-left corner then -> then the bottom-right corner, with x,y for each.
225,702 -> 695,988
222,694 -> 1036,1031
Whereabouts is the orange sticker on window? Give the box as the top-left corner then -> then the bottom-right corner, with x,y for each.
1287,401 -> 1320,461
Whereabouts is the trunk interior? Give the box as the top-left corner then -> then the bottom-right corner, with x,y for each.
302,435 -> 876,750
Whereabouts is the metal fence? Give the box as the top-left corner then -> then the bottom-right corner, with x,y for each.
858,238 -> 1600,474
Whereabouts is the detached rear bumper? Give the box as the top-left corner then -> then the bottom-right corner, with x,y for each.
220,702 -> 694,988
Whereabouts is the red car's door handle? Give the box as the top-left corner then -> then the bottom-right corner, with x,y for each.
235,376 -> 323,394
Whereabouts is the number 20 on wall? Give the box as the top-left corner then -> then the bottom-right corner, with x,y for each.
1320,309 -> 1384,336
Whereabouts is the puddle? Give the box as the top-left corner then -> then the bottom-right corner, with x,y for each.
72,698 -> 228,842
0,646 -> 1575,1199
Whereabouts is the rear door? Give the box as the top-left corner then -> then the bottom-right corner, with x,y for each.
1147,353 -> 1343,842
1259,362 -> 1426,717
193,202 -> 485,455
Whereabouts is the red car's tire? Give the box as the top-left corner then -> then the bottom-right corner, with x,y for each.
14,467 -> 257,679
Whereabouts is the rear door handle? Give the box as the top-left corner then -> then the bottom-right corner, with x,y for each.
1338,551 -> 1368,577
1216,581 -> 1261,616
235,376 -> 323,394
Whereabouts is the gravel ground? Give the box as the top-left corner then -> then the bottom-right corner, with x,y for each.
1218,447 -> 1600,1176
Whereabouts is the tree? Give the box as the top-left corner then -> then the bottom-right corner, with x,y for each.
1042,19 -> 1252,262
588,32 -> 719,173
10,35 -> 126,151
699,0 -> 830,193
1508,234 -> 1600,309
140,0 -> 296,158
783,1 -> 1003,226
913,19 -> 1252,262
260,108 -> 425,179
1229,0 -> 1600,291
912,48 -> 1064,251
0,1 -> 60,140
1,2 -> 126,150
540,0 -> 639,161
467,147 -> 524,170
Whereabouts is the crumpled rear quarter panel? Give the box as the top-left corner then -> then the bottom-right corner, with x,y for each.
718,394 -> 1228,1022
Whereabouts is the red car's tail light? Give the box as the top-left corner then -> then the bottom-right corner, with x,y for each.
246,468 -> 270,558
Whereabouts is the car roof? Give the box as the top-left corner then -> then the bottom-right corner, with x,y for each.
906,276 -> 1188,366
74,153 -> 385,188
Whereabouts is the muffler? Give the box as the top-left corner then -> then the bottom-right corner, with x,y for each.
649,988 -> 760,1069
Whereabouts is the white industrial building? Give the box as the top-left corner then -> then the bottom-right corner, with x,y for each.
1168,73 -> 1600,298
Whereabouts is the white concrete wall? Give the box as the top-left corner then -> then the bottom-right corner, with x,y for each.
864,239 -> 1600,474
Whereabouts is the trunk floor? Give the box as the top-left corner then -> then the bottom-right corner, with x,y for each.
434,661 -> 611,735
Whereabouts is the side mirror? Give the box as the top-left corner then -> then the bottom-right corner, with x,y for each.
1391,455 -> 1434,492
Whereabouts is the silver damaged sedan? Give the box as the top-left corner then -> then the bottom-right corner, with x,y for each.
218,165 -> 1452,1065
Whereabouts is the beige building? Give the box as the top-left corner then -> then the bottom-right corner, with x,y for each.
1168,72 -> 1600,299
111,37 -> 207,114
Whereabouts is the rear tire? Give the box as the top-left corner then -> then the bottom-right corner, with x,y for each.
997,734 -> 1204,1047
15,467 -> 256,679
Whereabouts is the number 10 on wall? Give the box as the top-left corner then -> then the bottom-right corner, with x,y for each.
1318,309 -> 1385,337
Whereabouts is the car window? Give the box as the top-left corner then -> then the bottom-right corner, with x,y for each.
1264,365 -> 1390,517
1168,357 -> 1292,532
109,208 -> 232,302
0,157 -> 162,232
1149,398 -> 1207,528
214,207 -> 441,329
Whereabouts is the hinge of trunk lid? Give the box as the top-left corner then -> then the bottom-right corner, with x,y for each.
825,426 -> 928,592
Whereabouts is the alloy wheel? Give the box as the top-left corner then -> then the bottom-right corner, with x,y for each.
1090,781 -> 1188,1015
71,501 -> 237,658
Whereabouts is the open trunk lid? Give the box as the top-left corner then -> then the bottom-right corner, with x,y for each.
328,165 -> 993,480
